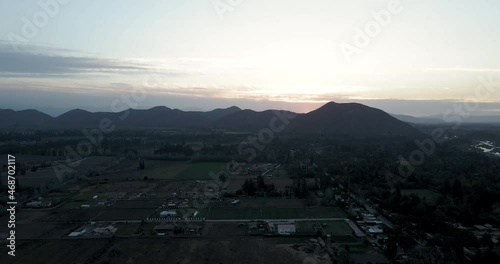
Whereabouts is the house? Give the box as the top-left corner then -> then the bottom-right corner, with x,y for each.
154,224 -> 176,234
68,228 -> 87,237
26,201 -> 42,207
368,226 -> 384,234
474,225 -> 487,231
186,223 -> 203,233
92,225 -> 117,236
277,224 -> 296,235
160,210 -> 177,217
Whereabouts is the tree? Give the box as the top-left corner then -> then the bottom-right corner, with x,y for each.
138,159 -> 145,170
305,193 -> 316,206
256,175 -> 266,191
322,188 -> 335,206
219,174 -> 227,183
241,179 -> 256,196
451,179 -> 463,204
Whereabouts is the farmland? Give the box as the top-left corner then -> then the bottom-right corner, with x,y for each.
207,206 -> 347,220
93,238 -> 304,264
101,160 -> 228,180
0,157 -> 369,263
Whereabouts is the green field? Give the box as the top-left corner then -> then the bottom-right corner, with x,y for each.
401,189 -> 441,202
207,207 -> 347,220
317,221 -> 352,235
115,223 -> 140,236
59,201 -> 90,209
128,162 -> 227,180
295,221 -> 319,234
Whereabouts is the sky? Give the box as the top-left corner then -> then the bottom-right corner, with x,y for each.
1,0 -> 500,116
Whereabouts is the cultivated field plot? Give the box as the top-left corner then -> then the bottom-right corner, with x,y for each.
295,221 -> 320,235
233,198 -> 304,208
202,222 -> 249,237
308,207 -> 347,218
261,208 -> 310,219
207,207 -> 262,220
3,211 -> 50,225
149,181 -> 207,198
333,238 -> 371,254
37,209 -> 105,222
2,239 -> 109,264
102,161 -> 227,180
68,181 -> 159,204
317,221 -> 353,235
59,200 -> 113,209
93,208 -> 155,221
115,223 -> 141,236
145,162 -> 227,180
401,189 -> 441,202
15,222 -> 80,239
3,222 -> 57,239
77,181 -> 158,197
111,200 -> 163,209
93,238 -> 303,264
207,207 -> 347,220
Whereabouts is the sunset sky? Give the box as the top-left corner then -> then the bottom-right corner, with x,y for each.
1,0 -> 500,116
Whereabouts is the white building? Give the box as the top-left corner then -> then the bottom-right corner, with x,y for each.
160,210 -> 177,217
277,224 -> 296,235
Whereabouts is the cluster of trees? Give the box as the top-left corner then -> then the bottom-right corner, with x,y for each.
240,175 -> 277,196
153,143 -> 194,156
138,159 -> 145,170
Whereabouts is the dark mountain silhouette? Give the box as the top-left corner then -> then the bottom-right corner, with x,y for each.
0,109 -> 53,128
199,106 -> 241,121
289,102 -> 421,136
0,102 -> 422,137
212,109 -> 295,132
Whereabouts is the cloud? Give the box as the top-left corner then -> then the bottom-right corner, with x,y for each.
425,68 -> 500,73
0,43 -> 184,78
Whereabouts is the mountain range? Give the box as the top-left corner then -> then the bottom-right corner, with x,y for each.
0,102 -> 422,137
392,114 -> 500,124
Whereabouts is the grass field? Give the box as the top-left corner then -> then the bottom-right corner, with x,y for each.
317,221 -> 352,235
94,208 -> 155,221
115,223 -> 140,236
295,221 -> 319,234
150,162 -> 227,180
401,189 -> 441,201
103,161 -> 227,180
207,207 -> 347,220
7,240 -> 110,264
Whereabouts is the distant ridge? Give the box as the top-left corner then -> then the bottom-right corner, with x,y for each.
0,102 -> 422,137
0,109 -> 53,128
392,113 -> 500,124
